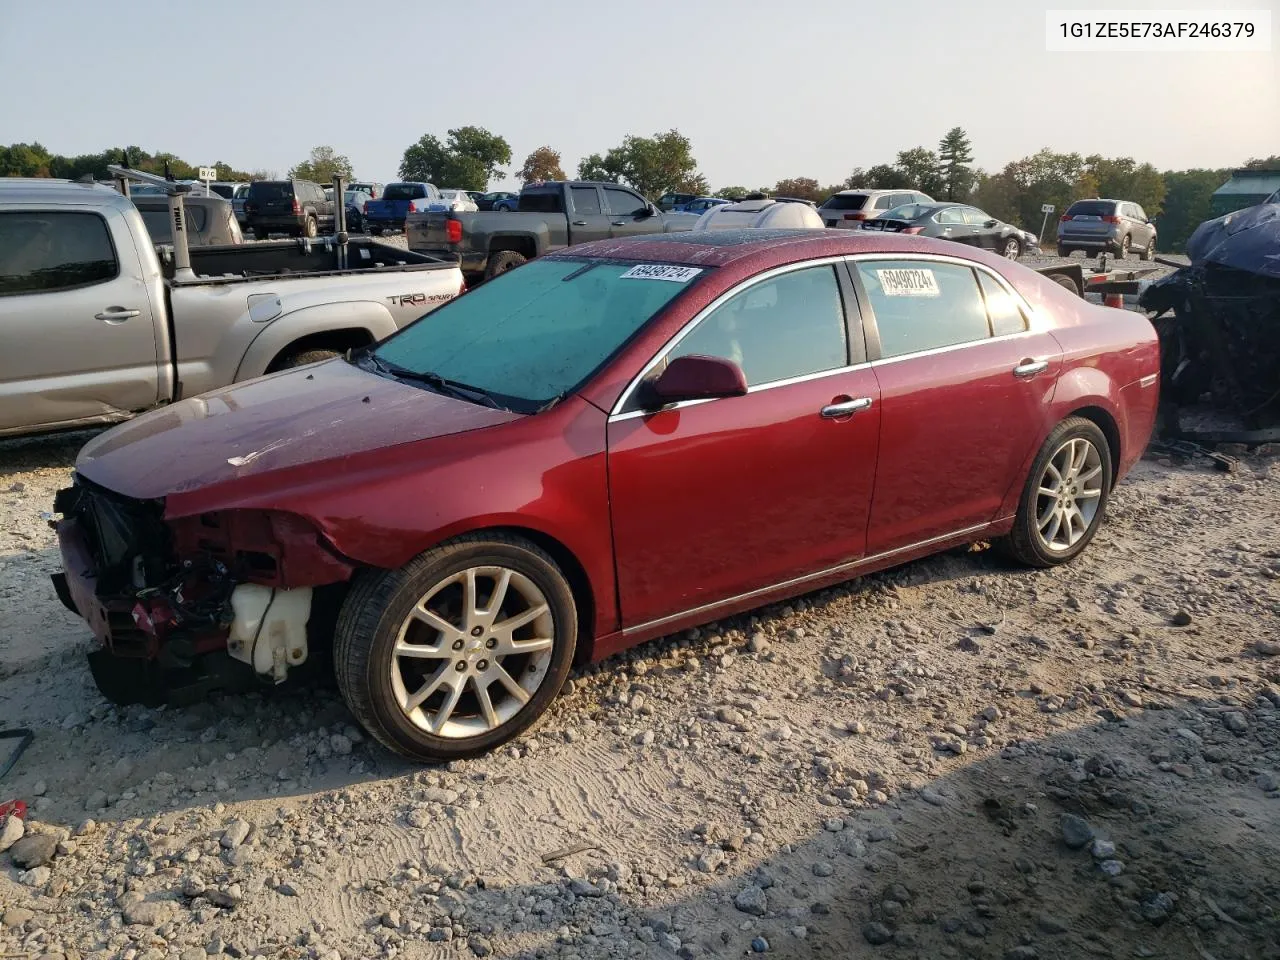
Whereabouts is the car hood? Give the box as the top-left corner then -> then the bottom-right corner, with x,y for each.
76,359 -> 522,501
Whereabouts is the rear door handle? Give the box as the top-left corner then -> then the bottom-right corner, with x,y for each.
1013,359 -> 1049,378
820,397 -> 873,418
95,307 -> 141,323
571,220 -> 588,226
611,220 -> 627,226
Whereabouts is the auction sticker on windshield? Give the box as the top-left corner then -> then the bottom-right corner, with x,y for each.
620,264 -> 703,283
877,268 -> 941,297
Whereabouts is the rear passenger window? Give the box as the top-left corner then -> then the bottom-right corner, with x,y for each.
858,260 -> 989,359
977,271 -> 1028,337
874,195 -> 893,209
668,265 -> 847,387
570,187 -> 601,215
0,211 -> 118,297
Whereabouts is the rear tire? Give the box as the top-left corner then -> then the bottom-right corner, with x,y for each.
253,228 -> 269,241
1118,234 -> 1131,259
1057,246 -> 1072,259
485,250 -> 528,280
1003,417 -> 1113,568
333,534 -> 577,761
370,226 -> 384,236
276,348 -> 340,369
303,215 -> 318,239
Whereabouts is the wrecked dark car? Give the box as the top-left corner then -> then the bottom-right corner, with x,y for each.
1140,201 -> 1280,434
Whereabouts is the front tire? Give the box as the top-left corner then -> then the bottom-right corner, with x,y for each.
485,250 -> 528,280
1002,237 -> 1022,260
333,534 -> 577,761
1003,417 -> 1113,568
275,348 -> 340,369
1139,235 -> 1155,261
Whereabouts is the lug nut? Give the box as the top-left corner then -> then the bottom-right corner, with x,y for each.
471,626 -> 484,637
455,661 -> 467,672
476,659 -> 488,671
485,638 -> 497,649
453,639 -> 464,651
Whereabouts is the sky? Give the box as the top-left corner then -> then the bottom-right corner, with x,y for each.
1,0 -> 1276,191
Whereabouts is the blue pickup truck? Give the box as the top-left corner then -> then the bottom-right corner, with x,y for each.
363,182 -> 440,235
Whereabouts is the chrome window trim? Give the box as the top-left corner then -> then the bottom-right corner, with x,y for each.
608,255 -> 853,418
622,521 -> 992,637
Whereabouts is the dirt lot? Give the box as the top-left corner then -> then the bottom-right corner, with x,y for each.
0,425 -> 1278,960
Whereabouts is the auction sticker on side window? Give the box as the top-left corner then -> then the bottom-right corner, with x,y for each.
620,264 -> 703,282
877,268 -> 941,297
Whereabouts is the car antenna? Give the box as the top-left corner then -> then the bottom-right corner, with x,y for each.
164,160 -> 174,182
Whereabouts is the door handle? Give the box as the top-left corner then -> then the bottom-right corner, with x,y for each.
1013,359 -> 1048,378
95,307 -> 141,323
611,220 -> 627,226
571,220 -> 588,226
820,397 -> 873,419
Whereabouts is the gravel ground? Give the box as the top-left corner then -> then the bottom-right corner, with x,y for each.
1,424 -> 1278,959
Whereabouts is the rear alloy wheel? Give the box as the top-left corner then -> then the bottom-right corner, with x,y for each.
334,535 -> 576,761
1002,237 -> 1022,259
1004,417 -> 1113,568
1118,234 -> 1131,259
303,215 -> 318,239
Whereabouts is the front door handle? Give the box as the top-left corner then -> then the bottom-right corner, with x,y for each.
821,397 -> 873,419
571,220 -> 588,226
1013,359 -> 1049,378
96,307 -> 141,323
611,220 -> 627,226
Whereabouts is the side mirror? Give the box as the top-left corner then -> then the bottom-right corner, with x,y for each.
640,355 -> 748,409
640,203 -> 657,218
984,219 -> 998,228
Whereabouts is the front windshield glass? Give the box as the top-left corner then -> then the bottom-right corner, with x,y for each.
373,259 -> 703,412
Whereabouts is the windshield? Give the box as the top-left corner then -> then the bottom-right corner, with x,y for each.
881,203 -> 933,221
372,259 -> 703,412
820,194 -> 868,211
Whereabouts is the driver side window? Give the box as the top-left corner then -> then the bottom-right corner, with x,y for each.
666,265 -> 848,388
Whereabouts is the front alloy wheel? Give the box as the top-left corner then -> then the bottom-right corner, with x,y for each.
1002,237 -> 1021,259
334,534 -> 576,761
1004,417 -> 1113,568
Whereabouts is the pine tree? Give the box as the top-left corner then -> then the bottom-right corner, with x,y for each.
937,127 -> 975,202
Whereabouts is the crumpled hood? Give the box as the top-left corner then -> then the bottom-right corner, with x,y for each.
76,359 -> 521,500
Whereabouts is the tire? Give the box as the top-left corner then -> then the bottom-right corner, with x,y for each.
370,226 -> 383,236
1139,235 -> 1155,261
1057,246 -> 1072,259
276,348 -> 340,369
303,215 -> 318,239
1001,237 -> 1022,260
485,250 -> 528,280
1117,234 -> 1131,259
253,228 -> 269,241
1003,417 -> 1113,568
333,534 -> 577,761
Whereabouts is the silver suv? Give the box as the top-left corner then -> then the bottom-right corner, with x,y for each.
818,188 -> 933,228
1057,199 -> 1156,260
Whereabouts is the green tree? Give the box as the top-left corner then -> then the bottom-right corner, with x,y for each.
1243,155 -> 1280,170
843,167 -> 868,188
0,142 -> 53,177
288,145 -> 354,184
518,146 -> 566,184
576,129 -> 704,199
714,185 -> 750,199
1084,155 -> 1166,215
773,177 -> 825,202
1158,168 -> 1229,252
864,164 -> 911,189
895,147 -> 944,196
937,126 -> 975,201
399,127 -> 512,190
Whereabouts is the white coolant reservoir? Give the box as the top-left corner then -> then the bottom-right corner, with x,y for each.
227,584 -> 313,682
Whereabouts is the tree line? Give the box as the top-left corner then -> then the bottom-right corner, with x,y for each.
5,134 -> 1277,253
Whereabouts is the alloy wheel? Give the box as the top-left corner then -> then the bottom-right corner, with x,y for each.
1003,238 -> 1020,259
1034,437 -> 1104,552
389,566 -> 554,737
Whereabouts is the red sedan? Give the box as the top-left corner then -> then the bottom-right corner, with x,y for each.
54,230 -> 1160,761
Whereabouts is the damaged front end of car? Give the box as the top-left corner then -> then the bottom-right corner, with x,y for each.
51,477 -> 353,706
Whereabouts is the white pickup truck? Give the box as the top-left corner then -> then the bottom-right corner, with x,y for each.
0,169 -> 465,438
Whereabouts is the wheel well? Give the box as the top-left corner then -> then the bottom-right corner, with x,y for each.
484,526 -> 598,664
266,329 -> 374,372
489,237 -> 536,260
1070,406 -> 1121,482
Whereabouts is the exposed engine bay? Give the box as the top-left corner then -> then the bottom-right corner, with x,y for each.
51,477 -> 352,705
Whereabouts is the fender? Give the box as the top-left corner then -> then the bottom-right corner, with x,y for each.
234,300 -> 398,381
488,225 -> 552,257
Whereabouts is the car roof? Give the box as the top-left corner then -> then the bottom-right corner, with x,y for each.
0,177 -> 136,210
555,229 -> 1015,273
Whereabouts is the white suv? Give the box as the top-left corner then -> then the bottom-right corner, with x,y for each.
819,188 -> 934,228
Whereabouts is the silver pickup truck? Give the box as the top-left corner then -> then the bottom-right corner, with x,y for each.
0,170 -> 464,438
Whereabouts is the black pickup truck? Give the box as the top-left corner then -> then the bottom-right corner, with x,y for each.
406,180 -> 698,281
